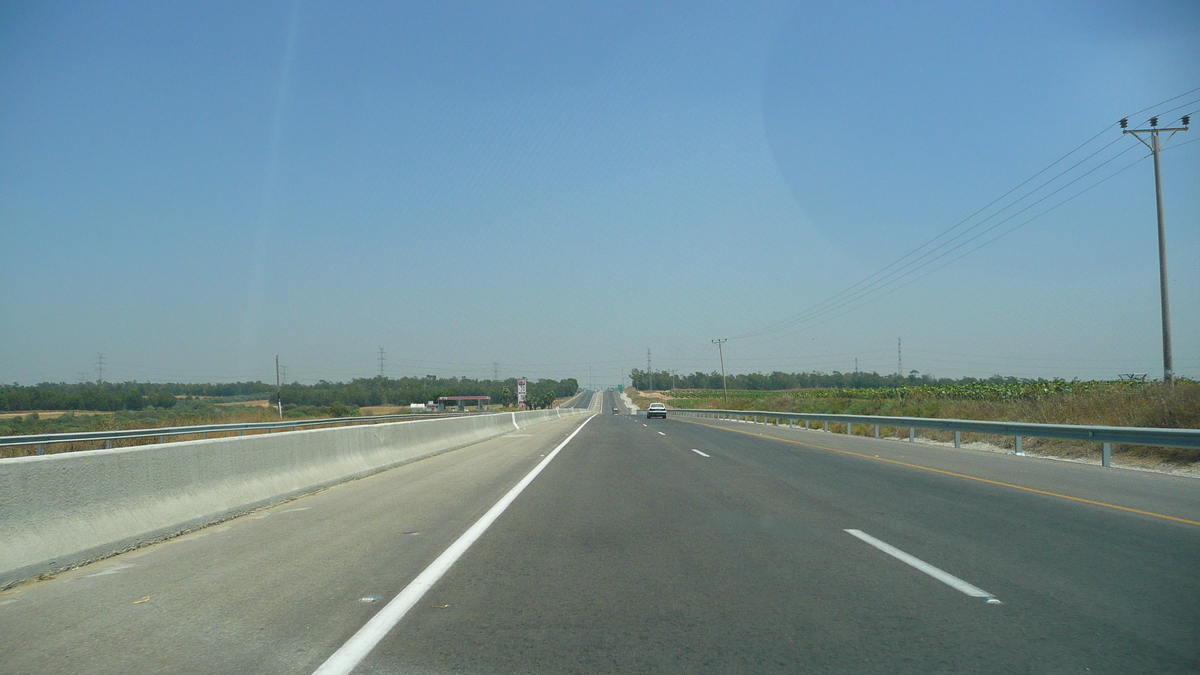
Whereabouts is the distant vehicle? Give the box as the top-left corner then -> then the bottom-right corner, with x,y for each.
612,407 -> 619,414
646,402 -> 667,419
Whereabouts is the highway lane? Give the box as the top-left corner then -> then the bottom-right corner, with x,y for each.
350,391 -> 1199,673
2,390 -> 1197,673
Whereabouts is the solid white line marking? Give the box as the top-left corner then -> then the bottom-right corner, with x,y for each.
511,412 -> 519,430
844,529 -> 1001,604
691,449 -> 710,457
657,431 -> 666,436
312,414 -> 598,675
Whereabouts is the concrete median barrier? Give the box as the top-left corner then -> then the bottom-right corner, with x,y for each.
0,408 -> 588,589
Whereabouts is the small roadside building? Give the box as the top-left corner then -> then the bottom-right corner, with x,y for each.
436,395 -> 491,411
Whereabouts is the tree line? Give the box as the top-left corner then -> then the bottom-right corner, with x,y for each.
0,377 -> 578,412
272,376 -> 577,410
628,369 -> 1050,392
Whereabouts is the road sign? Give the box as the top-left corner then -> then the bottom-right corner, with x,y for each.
517,377 -> 527,408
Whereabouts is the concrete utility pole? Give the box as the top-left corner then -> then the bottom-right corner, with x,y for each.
1122,114 -> 1189,386
275,355 -> 283,419
646,349 -> 652,392
712,339 -> 728,402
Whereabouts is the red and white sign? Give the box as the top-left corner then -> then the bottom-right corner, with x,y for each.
517,377 -> 527,408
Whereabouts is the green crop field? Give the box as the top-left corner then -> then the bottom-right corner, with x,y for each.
632,379 -> 1200,466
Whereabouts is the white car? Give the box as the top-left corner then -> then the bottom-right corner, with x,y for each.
646,402 -> 667,419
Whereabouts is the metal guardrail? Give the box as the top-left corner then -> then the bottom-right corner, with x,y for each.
0,412 -> 479,455
670,408 -> 1200,468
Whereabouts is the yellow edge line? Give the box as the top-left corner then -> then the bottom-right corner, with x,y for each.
682,418 -> 1200,527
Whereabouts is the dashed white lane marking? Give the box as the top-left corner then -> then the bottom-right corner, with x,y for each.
281,507 -> 311,513
691,449 -> 710,457
507,434 -> 533,437
312,413 -> 598,675
844,529 -> 1001,604
657,432 -> 666,436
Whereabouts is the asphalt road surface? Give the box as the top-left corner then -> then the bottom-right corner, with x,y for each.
2,391 -> 1198,674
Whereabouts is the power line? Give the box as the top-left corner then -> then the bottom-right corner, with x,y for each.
730,88 -> 1200,344
771,149 -> 1152,335
1125,86 -> 1200,119
743,142 -> 1142,340
736,132 -> 1126,340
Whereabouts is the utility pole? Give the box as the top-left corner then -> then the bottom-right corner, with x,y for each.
1122,114 -> 1189,386
712,339 -> 728,402
95,353 -> 105,385
275,355 -> 283,419
646,349 -> 652,392
897,338 -> 902,379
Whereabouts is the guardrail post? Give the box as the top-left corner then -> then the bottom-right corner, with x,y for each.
158,435 -> 166,444
823,421 -> 829,432
36,443 -> 45,455
805,420 -> 810,430
846,422 -> 853,435
202,432 -> 208,440
1102,442 -> 1111,467
238,430 -> 244,436
105,439 -> 112,449
908,427 -> 914,442
873,424 -> 880,438
1015,436 -> 1024,455
954,431 -> 961,448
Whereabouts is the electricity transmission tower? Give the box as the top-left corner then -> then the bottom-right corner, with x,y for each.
95,353 -> 105,385
1121,114 -> 1189,386
378,347 -> 386,378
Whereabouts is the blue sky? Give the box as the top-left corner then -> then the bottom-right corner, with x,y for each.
2,0 -> 1198,387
